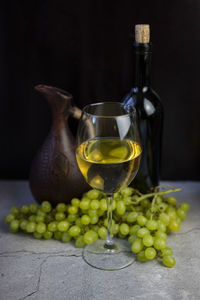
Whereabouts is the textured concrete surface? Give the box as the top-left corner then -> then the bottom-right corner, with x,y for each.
0,181 -> 200,300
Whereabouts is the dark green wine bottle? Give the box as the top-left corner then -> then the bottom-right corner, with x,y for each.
122,24 -> 163,193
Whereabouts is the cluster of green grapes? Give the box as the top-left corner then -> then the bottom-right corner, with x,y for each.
5,186 -> 190,268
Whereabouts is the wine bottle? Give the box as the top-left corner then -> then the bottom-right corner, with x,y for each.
122,24 -> 163,193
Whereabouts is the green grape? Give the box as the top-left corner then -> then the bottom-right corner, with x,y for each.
118,232 -> 126,239
5,214 -> 15,224
161,247 -> 173,257
10,219 -> 19,232
48,221 -> 57,232
34,232 -> 43,239
35,215 -> 45,223
137,227 -> 149,238
80,199 -> 90,210
143,234 -> 154,247
20,219 -> 28,231
129,224 -> 141,236
145,247 -> 156,260
36,222 -> 47,234
90,215 -> 99,224
83,230 -> 96,244
92,225 -> 99,232
100,198 -> 107,211
91,230 -> 98,242
162,255 -> 176,267
137,251 -> 148,262
61,232 -> 71,243
54,231 -> 62,240
153,237 -> 166,250
159,213 -> 170,225
124,197 -> 133,206
71,198 -> 80,207
103,219 -> 115,228
157,220 -> 166,232
146,220 -> 158,231
180,202 -> 190,211
29,203 -> 38,214
131,238 -> 144,253
75,236 -> 85,248
45,214 -> 53,223
57,221 -> 70,232
155,196 -> 163,204
116,201 -> 126,215
75,218 -> 82,227
98,209 -> 105,217
176,217 -> 182,224
146,209 -> 152,219
128,234 -> 138,244
126,212 -> 138,223
67,214 -> 77,223
167,196 -> 177,205
37,209 -> 46,217
56,203 -> 67,212
98,226 -> 107,239
43,231 -> 53,239
137,215 -> 147,226
176,208 -> 186,220
26,221 -> 36,233
119,223 -> 130,236
120,212 -> 128,222
90,200 -> 100,210
83,225 -> 90,232
168,219 -> 180,232
168,210 -> 177,220
68,225 -> 81,237
41,201 -> 52,213
141,199 -> 151,208
10,205 -> 20,215
29,215 -> 36,222
55,212 -> 66,221
166,204 -> 176,212
155,230 -> 167,240
87,189 -> 100,199
112,223 -> 119,235
121,187 -> 133,197
114,192 -> 122,200
21,205 -> 30,214
88,209 -> 98,218
135,206 -> 142,212
112,200 -> 116,210
81,215 -> 91,225
158,202 -> 168,212
68,206 -> 78,215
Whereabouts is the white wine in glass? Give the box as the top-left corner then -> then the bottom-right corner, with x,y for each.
76,102 -> 142,270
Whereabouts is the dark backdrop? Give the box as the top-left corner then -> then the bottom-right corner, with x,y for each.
1,0 -> 200,180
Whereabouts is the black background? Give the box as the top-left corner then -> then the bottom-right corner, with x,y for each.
1,0 -> 200,180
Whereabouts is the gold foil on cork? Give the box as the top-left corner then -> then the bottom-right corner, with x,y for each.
135,24 -> 150,43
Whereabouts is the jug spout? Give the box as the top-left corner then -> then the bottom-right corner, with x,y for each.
35,84 -> 82,121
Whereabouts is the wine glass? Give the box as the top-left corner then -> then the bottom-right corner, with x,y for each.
76,102 -> 142,270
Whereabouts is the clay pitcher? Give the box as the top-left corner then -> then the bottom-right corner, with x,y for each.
29,84 -> 89,206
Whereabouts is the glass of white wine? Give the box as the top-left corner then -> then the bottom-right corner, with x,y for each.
76,102 -> 142,270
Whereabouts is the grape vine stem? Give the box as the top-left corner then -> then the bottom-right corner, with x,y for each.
131,188 -> 181,205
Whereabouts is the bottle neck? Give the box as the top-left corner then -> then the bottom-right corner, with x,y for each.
133,42 -> 152,90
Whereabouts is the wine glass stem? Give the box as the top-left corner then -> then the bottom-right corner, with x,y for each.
105,193 -> 115,249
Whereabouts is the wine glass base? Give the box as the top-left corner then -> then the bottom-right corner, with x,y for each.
83,238 -> 135,270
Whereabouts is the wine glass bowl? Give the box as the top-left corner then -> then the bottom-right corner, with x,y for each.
76,102 -> 142,270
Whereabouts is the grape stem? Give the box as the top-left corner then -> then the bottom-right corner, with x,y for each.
131,188 -> 181,205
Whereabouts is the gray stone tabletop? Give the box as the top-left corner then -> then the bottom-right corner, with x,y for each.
0,180 -> 200,300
